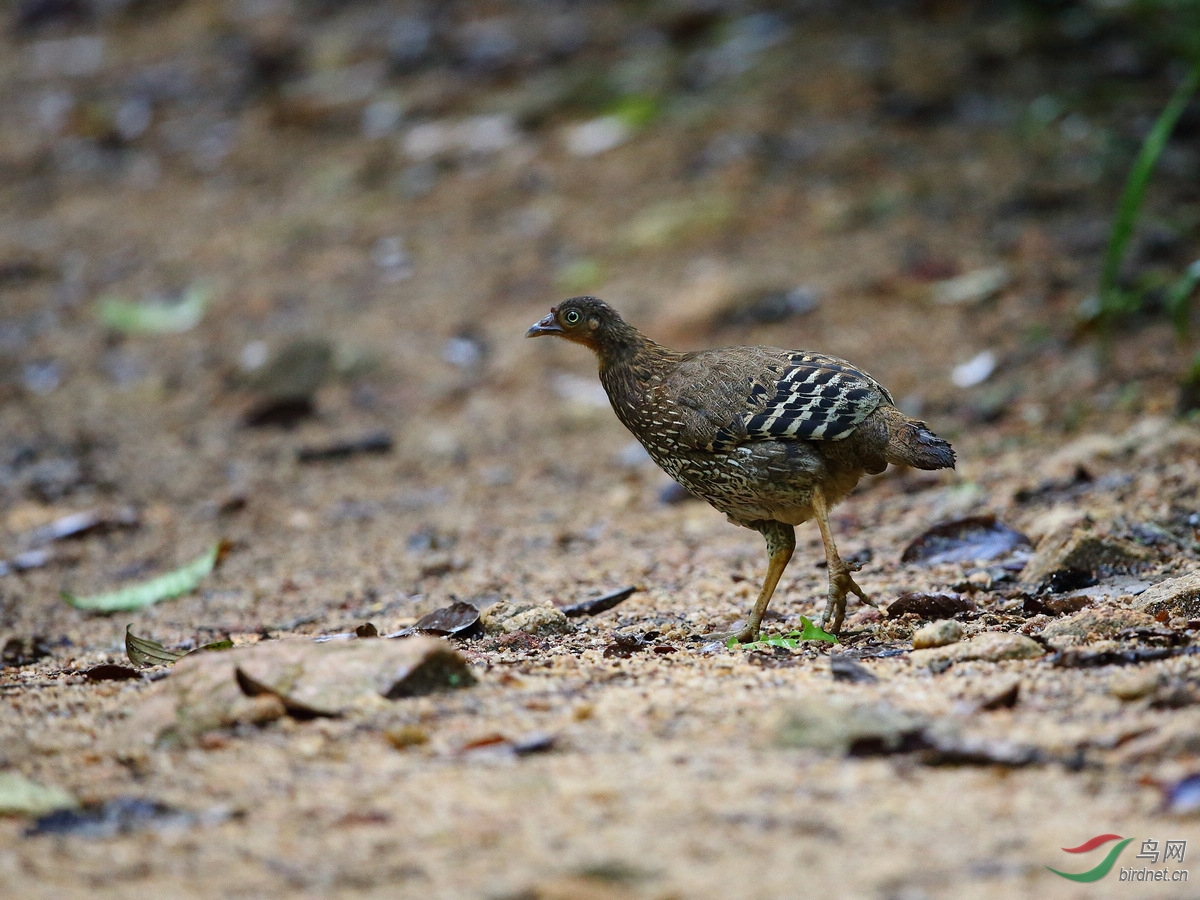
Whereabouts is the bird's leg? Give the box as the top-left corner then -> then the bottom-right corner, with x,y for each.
734,521 -> 796,643
701,521 -> 794,644
811,486 -> 871,635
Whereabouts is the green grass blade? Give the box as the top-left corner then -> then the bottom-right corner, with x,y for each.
63,543 -> 221,613
1167,259 -> 1200,333
1099,64 -> 1200,320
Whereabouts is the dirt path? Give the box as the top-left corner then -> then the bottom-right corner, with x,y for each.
2,3 -> 1199,897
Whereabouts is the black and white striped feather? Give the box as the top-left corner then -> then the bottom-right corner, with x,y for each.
705,352 -> 891,452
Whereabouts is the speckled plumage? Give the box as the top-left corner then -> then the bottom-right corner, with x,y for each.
527,296 -> 955,638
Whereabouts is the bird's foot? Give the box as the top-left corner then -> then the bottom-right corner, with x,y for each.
817,559 -> 872,635
701,623 -> 760,645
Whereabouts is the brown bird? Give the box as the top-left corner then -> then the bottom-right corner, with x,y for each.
526,297 -> 955,640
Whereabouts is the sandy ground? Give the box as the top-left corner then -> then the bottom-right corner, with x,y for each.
2,2 -> 1200,897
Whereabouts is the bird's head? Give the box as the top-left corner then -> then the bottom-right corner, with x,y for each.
525,296 -> 638,355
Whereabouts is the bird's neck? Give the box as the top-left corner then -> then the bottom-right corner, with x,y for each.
596,332 -> 682,429
595,328 -> 678,380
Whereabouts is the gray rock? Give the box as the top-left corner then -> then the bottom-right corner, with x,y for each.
1132,572 -> 1200,619
1040,606 -> 1159,643
1020,522 -> 1157,586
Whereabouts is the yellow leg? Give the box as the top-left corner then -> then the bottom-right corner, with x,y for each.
732,521 -> 796,643
812,486 -> 871,635
703,521 -> 794,643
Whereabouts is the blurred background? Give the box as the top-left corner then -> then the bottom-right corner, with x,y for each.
0,0 -> 1198,631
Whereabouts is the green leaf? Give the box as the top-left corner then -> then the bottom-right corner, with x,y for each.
609,94 -> 660,129
63,543 -> 222,613
98,284 -> 209,334
0,772 -> 78,816
727,616 -> 839,650
797,615 -> 838,643
196,638 -> 234,653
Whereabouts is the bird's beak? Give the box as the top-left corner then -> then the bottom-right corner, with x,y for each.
525,311 -> 562,338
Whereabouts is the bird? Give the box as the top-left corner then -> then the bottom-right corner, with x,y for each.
526,296 -> 956,640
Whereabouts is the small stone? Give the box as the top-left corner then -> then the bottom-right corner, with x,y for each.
479,600 -> 571,636
910,631 -> 1044,669
385,724 -> 430,749
563,115 -> 632,157
1132,572 -> 1200,619
912,619 -> 963,649
1039,605 -> 1159,643
275,62 -> 385,131
1019,522 -> 1158,586
1109,668 -> 1162,702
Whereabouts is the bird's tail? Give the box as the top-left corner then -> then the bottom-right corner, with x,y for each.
880,406 -> 956,470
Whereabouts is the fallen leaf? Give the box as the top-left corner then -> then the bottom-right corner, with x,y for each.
1049,645 -> 1200,668
26,797 -> 197,837
560,586 -> 637,618
0,772 -> 78,816
19,506 -> 140,549
98,284 -> 209,334
830,654 -> 878,683
411,601 -> 481,637
62,542 -> 224,613
296,430 -> 393,463
901,515 -> 1030,566
125,626 -> 186,667
1161,774 -> 1200,814
886,592 -> 974,620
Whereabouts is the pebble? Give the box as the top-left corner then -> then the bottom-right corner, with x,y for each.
479,600 -> 571,636
1109,668 -> 1162,702
950,350 -> 996,388
29,35 -> 105,78
402,114 -> 520,163
912,619 -> 964,649
563,116 -> 632,157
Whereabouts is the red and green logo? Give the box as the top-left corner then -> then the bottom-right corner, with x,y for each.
1047,834 -> 1134,882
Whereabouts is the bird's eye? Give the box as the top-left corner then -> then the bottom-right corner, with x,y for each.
563,309 -> 581,325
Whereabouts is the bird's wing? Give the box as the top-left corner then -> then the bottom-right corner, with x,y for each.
660,349 -> 892,451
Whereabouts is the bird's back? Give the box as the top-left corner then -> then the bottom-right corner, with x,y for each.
600,342 -> 952,526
